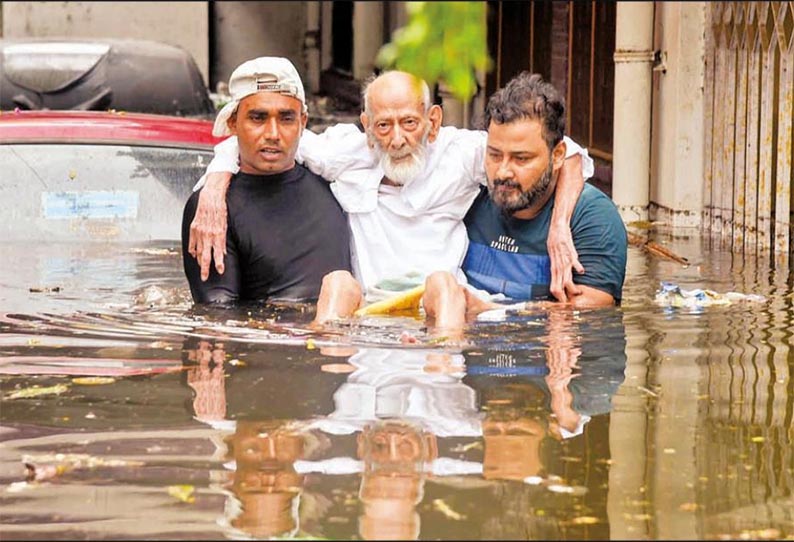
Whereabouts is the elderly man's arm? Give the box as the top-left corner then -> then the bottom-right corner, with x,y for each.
188,137 -> 239,281
182,190 -> 241,304
548,137 -> 593,303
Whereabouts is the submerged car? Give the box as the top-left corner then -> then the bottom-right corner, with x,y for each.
0,110 -> 223,242
0,38 -> 214,117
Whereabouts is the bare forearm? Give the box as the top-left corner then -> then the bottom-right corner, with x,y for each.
551,154 -> 585,228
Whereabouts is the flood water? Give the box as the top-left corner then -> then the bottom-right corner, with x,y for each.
0,235 -> 792,540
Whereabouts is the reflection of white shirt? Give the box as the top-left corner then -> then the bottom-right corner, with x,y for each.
197,126 -> 593,292
308,347 -> 483,438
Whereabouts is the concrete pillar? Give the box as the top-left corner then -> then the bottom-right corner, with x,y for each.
612,2 -> 655,223
320,2 -> 333,72
212,2 -> 306,88
352,1 -> 383,80
304,2 -> 322,94
649,2 -> 706,229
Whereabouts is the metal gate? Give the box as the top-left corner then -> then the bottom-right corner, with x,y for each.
704,2 -> 794,260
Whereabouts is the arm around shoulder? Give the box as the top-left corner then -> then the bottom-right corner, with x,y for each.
182,191 -> 240,304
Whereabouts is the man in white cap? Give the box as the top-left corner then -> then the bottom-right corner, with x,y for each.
181,57 -> 351,304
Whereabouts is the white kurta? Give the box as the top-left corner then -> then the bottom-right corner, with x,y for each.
196,125 -> 594,293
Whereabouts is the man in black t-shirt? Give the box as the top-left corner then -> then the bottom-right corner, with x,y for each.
181,57 -> 350,304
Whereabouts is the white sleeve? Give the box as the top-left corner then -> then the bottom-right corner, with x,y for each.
558,414 -> 591,439
296,123 -> 372,181
562,135 -> 595,181
192,136 -> 240,191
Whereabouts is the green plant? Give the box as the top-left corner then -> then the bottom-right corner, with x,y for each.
376,1 -> 492,102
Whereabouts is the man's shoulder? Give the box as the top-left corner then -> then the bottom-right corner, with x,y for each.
464,186 -> 492,216
572,185 -> 627,247
575,184 -> 621,219
295,163 -> 332,184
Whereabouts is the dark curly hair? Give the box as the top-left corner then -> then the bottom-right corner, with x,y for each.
484,72 -> 565,151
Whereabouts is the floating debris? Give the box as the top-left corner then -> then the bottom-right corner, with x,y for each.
570,516 -> 600,525
22,453 -> 144,471
72,377 -> 116,386
129,248 -> 178,256
644,242 -> 690,265
655,282 -> 765,309
547,484 -> 588,496
450,441 -> 482,453
5,383 -> 69,400
29,286 -> 61,293
433,499 -> 466,520
25,462 -> 70,482
167,484 -> 195,504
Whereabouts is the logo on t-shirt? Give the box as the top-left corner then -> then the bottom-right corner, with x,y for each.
490,235 -> 519,253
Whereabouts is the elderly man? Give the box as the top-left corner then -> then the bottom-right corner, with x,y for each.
423,72 -> 627,330
181,57 -> 350,304
188,70 -> 593,319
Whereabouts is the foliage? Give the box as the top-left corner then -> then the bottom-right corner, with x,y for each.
376,2 -> 491,102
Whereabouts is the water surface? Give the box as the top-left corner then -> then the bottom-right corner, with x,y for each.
1,236 -> 792,540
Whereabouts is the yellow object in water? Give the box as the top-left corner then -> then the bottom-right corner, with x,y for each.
354,284 -> 426,316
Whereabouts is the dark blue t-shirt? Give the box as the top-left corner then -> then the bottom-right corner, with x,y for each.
463,183 -> 627,302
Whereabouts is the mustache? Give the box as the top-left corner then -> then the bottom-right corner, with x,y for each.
492,178 -> 521,189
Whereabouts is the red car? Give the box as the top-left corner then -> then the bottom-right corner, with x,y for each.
0,110 -> 223,242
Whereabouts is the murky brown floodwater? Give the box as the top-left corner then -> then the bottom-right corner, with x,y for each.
0,235 -> 792,540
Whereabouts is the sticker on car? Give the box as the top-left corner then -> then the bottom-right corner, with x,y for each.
41,191 -> 139,219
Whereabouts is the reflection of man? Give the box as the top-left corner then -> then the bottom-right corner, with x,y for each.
181,57 -> 351,304
467,309 -> 628,481
357,420 -> 437,540
314,347 -> 481,438
221,420 -> 310,539
189,70 -> 595,317
424,73 -> 628,329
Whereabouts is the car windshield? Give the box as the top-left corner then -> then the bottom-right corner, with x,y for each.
1,143 -> 212,242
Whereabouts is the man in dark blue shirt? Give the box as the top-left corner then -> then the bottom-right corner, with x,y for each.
181,57 -> 350,304
423,72 -> 627,330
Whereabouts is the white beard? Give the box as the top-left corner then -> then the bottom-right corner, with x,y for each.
370,130 -> 430,186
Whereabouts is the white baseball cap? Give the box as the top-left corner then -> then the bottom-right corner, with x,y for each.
212,56 -> 307,137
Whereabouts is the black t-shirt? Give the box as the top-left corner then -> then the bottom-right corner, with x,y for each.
181,165 -> 351,304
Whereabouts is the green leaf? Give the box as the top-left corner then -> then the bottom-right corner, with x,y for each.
376,2 -> 492,102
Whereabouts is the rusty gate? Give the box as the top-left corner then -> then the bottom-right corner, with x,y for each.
704,2 -> 794,260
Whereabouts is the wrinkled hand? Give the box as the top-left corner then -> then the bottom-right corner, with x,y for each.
188,173 -> 230,281
547,219 -> 585,302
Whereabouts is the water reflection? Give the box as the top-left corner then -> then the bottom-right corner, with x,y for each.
1,238 -> 793,539
171,308 -> 627,540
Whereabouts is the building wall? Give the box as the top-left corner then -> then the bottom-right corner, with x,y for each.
649,1 -> 706,228
211,1 -> 306,90
1,1 -> 210,85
